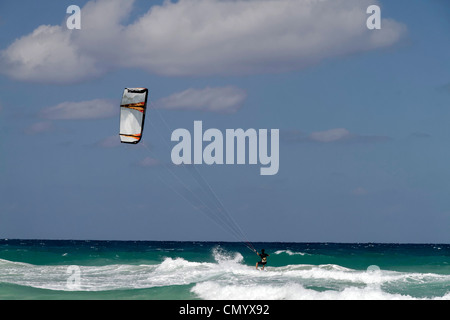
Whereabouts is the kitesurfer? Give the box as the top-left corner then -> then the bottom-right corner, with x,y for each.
256,249 -> 269,270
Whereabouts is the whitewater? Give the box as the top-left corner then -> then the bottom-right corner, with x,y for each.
0,240 -> 449,300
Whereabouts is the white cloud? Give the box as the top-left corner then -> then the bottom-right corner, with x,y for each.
122,0 -> 407,76
0,25 -> 102,83
156,86 -> 247,113
38,85 -> 244,128
282,128 -> 391,144
0,0 -> 407,83
309,128 -> 351,143
308,128 -> 391,143
40,99 -> 116,120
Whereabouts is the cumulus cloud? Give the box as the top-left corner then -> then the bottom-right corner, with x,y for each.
0,0 -> 407,83
155,86 -> 247,113
0,25 -> 102,83
40,99 -> 116,120
122,0 -> 407,76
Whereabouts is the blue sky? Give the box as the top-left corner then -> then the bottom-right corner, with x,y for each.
0,0 -> 449,243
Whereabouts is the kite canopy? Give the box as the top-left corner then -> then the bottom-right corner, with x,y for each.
119,88 -> 148,144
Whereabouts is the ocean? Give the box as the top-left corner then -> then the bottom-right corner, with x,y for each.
0,239 -> 449,300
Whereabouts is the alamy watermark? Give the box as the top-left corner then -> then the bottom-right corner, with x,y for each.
66,265 -> 81,290
64,4 -> 381,31
66,5 -> 81,30
171,121 -> 279,176
366,5 -> 381,30
366,265 -> 381,273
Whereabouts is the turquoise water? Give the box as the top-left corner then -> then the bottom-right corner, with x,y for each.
0,240 -> 449,300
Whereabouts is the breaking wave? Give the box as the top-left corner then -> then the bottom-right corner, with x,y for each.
1,246 -> 449,300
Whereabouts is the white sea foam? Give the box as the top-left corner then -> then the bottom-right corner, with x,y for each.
274,250 -> 308,256
191,281 -> 418,300
1,250 -> 449,300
